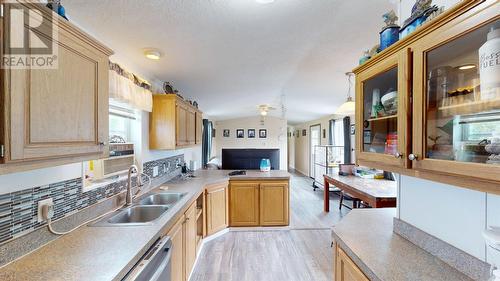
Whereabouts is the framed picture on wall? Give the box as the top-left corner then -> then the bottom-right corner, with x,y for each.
248,129 -> 256,138
322,129 -> 326,138
236,129 -> 244,138
296,130 -> 300,138
302,129 -> 306,136
259,129 -> 267,138
350,124 -> 355,135
223,129 -> 230,138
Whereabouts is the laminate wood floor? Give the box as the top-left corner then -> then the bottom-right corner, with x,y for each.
190,172 -> 350,281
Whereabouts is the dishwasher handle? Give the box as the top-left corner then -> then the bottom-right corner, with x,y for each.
123,236 -> 172,281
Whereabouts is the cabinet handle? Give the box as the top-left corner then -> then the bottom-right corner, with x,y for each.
98,141 -> 106,146
408,154 -> 418,161
394,152 -> 403,159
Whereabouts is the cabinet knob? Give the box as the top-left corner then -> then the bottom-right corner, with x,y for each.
98,141 -> 106,146
394,152 -> 403,159
408,154 -> 418,161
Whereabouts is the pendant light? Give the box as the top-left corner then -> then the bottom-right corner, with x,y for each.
336,72 -> 355,116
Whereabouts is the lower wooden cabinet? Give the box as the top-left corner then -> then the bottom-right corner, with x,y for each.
260,182 -> 289,226
335,245 -> 369,281
184,202 -> 197,279
229,180 -> 289,227
205,182 -> 228,235
167,216 -> 185,281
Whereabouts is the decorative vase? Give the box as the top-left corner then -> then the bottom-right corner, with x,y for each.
260,159 -> 271,172
380,26 -> 400,51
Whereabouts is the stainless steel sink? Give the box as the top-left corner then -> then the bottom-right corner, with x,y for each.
139,192 -> 186,206
92,205 -> 169,226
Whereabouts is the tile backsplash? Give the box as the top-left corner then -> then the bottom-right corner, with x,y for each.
0,155 -> 183,245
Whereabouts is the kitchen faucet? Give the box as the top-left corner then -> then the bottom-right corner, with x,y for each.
125,165 -> 142,206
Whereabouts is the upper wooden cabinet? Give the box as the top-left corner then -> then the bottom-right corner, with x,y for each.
0,2 -> 113,175
195,112 -> 203,145
150,95 -> 203,150
353,0 -> 500,193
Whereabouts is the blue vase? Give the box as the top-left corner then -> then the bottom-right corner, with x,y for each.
260,159 -> 271,172
380,26 -> 400,51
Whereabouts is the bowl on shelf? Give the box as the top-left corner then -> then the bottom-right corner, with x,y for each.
381,91 -> 397,114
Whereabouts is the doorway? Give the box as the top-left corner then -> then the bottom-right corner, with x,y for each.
309,124 -> 321,178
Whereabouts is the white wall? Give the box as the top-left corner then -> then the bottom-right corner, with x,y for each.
214,116 -> 287,170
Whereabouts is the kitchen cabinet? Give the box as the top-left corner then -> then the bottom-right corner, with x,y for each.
353,0 -> 500,193
229,182 -> 260,226
195,112 -> 203,145
0,1 -> 113,175
150,95 -> 203,150
229,180 -> 290,227
184,202 -> 197,279
260,182 -> 289,226
205,182 -> 228,236
335,245 -> 369,281
167,215 -> 185,281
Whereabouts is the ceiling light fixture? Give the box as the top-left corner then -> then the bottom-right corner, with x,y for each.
144,48 -> 162,60
458,64 -> 476,70
336,72 -> 356,116
256,0 -> 275,4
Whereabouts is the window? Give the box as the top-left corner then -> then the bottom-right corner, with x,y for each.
109,104 -> 137,142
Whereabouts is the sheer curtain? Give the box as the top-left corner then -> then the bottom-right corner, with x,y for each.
330,119 -> 344,146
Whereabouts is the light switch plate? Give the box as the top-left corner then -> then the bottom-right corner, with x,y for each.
37,198 -> 53,222
153,166 -> 159,177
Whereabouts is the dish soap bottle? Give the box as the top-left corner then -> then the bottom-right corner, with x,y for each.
479,26 -> 500,101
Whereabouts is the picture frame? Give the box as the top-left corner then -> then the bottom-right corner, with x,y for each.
296,130 -> 300,138
322,129 -> 326,138
350,124 -> 356,135
236,129 -> 244,138
223,129 -> 230,138
259,129 -> 267,138
302,129 -> 306,136
248,129 -> 256,138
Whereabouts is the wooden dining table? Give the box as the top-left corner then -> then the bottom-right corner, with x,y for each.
323,173 -> 397,212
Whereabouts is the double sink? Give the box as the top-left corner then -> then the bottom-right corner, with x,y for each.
93,192 -> 187,226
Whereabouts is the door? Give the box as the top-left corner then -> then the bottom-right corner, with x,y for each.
229,182 -> 259,226
4,3 -> 109,162
166,216 -> 184,281
355,50 -> 411,171
205,183 -> 228,235
335,245 -> 369,281
184,202 -> 197,278
309,124 -> 321,177
176,103 -> 188,146
411,7 -> 500,182
186,108 -> 196,145
260,182 -> 289,226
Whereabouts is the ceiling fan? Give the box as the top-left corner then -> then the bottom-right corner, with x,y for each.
258,104 -> 276,116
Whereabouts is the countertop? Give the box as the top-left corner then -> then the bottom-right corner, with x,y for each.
332,209 -> 473,281
0,169 -> 289,281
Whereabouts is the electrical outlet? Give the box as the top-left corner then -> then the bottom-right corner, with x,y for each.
37,198 -> 54,222
153,166 -> 159,177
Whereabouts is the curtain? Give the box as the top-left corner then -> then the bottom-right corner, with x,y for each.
202,119 -> 213,167
328,119 -> 335,145
343,116 -> 352,164
109,69 -> 153,112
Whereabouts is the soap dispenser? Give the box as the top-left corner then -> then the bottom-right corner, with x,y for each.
484,226 -> 500,281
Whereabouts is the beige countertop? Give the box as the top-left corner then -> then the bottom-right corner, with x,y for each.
0,169 -> 289,281
332,209 -> 472,281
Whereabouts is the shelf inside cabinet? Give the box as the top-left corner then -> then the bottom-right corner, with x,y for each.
366,114 -> 398,122
437,98 -> 500,117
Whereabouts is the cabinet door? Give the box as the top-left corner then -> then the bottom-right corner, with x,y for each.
184,202 -> 197,279
195,112 -> 203,144
259,182 -> 289,226
166,216 -> 185,281
335,245 -> 369,281
186,109 -> 196,145
229,182 -> 260,226
412,5 -> 500,184
176,104 -> 188,146
206,183 -> 228,235
355,49 -> 411,171
4,6 -> 109,162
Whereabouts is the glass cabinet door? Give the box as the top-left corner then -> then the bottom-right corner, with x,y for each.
413,14 -> 500,182
356,51 -> 409,169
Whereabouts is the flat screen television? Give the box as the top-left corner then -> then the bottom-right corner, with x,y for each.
221,149 -> 280,170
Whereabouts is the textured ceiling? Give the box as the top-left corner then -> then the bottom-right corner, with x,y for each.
64,0 -> 397,124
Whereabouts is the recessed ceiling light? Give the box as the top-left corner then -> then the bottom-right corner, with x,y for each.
256,0 -> 275,4
144,49 -> 162,60
458,64 -> 476,70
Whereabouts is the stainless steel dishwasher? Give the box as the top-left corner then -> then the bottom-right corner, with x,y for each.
123,236 -> 172,281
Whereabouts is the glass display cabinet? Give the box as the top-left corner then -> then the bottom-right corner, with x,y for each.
355,50 -> 410,170
412,8 -> 500,183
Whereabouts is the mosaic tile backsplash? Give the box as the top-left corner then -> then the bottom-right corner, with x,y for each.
0,155 -> 183,245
